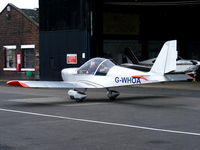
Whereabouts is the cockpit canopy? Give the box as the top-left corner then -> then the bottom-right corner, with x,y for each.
77,58 -> 115,75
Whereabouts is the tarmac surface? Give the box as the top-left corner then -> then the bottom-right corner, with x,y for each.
0,81 -> 200,150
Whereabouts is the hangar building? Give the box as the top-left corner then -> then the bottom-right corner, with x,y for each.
39,0 -> 200,80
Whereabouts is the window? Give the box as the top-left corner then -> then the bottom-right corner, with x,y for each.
21,45 -> 35,70
4,46 -> 16,69
6,49 -> 16,68
23,49 -> 34,68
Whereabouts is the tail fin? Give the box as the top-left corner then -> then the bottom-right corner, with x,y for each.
150,40 -> 177,75
124,48 -> 140,64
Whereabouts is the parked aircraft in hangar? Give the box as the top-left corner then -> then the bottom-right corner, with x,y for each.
122,41 -> 200,78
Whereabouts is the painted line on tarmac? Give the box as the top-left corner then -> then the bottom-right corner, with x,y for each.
0,108 -> 200,136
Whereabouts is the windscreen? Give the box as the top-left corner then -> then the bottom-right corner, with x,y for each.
95,59 -> 115,75
77,58 -> 115,75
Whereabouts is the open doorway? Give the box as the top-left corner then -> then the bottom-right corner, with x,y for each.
102,3 -> 142,64
91,1 -> 200,64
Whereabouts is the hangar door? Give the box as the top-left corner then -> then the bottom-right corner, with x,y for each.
98,1 -> 200,64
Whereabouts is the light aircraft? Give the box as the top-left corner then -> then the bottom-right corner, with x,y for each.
140,57 -> 200,76
122,42 -> 200,77
7,40 -> 187,102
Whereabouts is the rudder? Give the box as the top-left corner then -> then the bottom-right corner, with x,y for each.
150,40 -> 177,75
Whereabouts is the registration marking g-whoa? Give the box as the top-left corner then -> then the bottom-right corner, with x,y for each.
115,77 -> 141,84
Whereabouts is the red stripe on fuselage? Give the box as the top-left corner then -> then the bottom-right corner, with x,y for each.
132,76 -> 148,81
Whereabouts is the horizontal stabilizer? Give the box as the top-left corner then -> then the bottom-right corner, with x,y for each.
165,74 -> 194,81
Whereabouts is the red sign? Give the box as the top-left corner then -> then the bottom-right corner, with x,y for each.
16,54 -> 21,72
17,54 -> 21,64
67,54 -> 77,64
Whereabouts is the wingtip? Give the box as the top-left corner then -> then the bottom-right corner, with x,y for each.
6,80 -> 29,88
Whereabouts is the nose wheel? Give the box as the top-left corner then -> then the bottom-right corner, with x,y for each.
107,89 -> 120,100
68,89 -> 87,102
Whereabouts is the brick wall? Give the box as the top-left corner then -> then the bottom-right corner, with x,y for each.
0,4 -> 39,80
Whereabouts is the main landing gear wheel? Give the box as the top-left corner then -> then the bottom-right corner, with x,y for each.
107,89 -> 120,100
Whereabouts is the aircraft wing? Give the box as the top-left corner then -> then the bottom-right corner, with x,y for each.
6,80 -> 101,88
